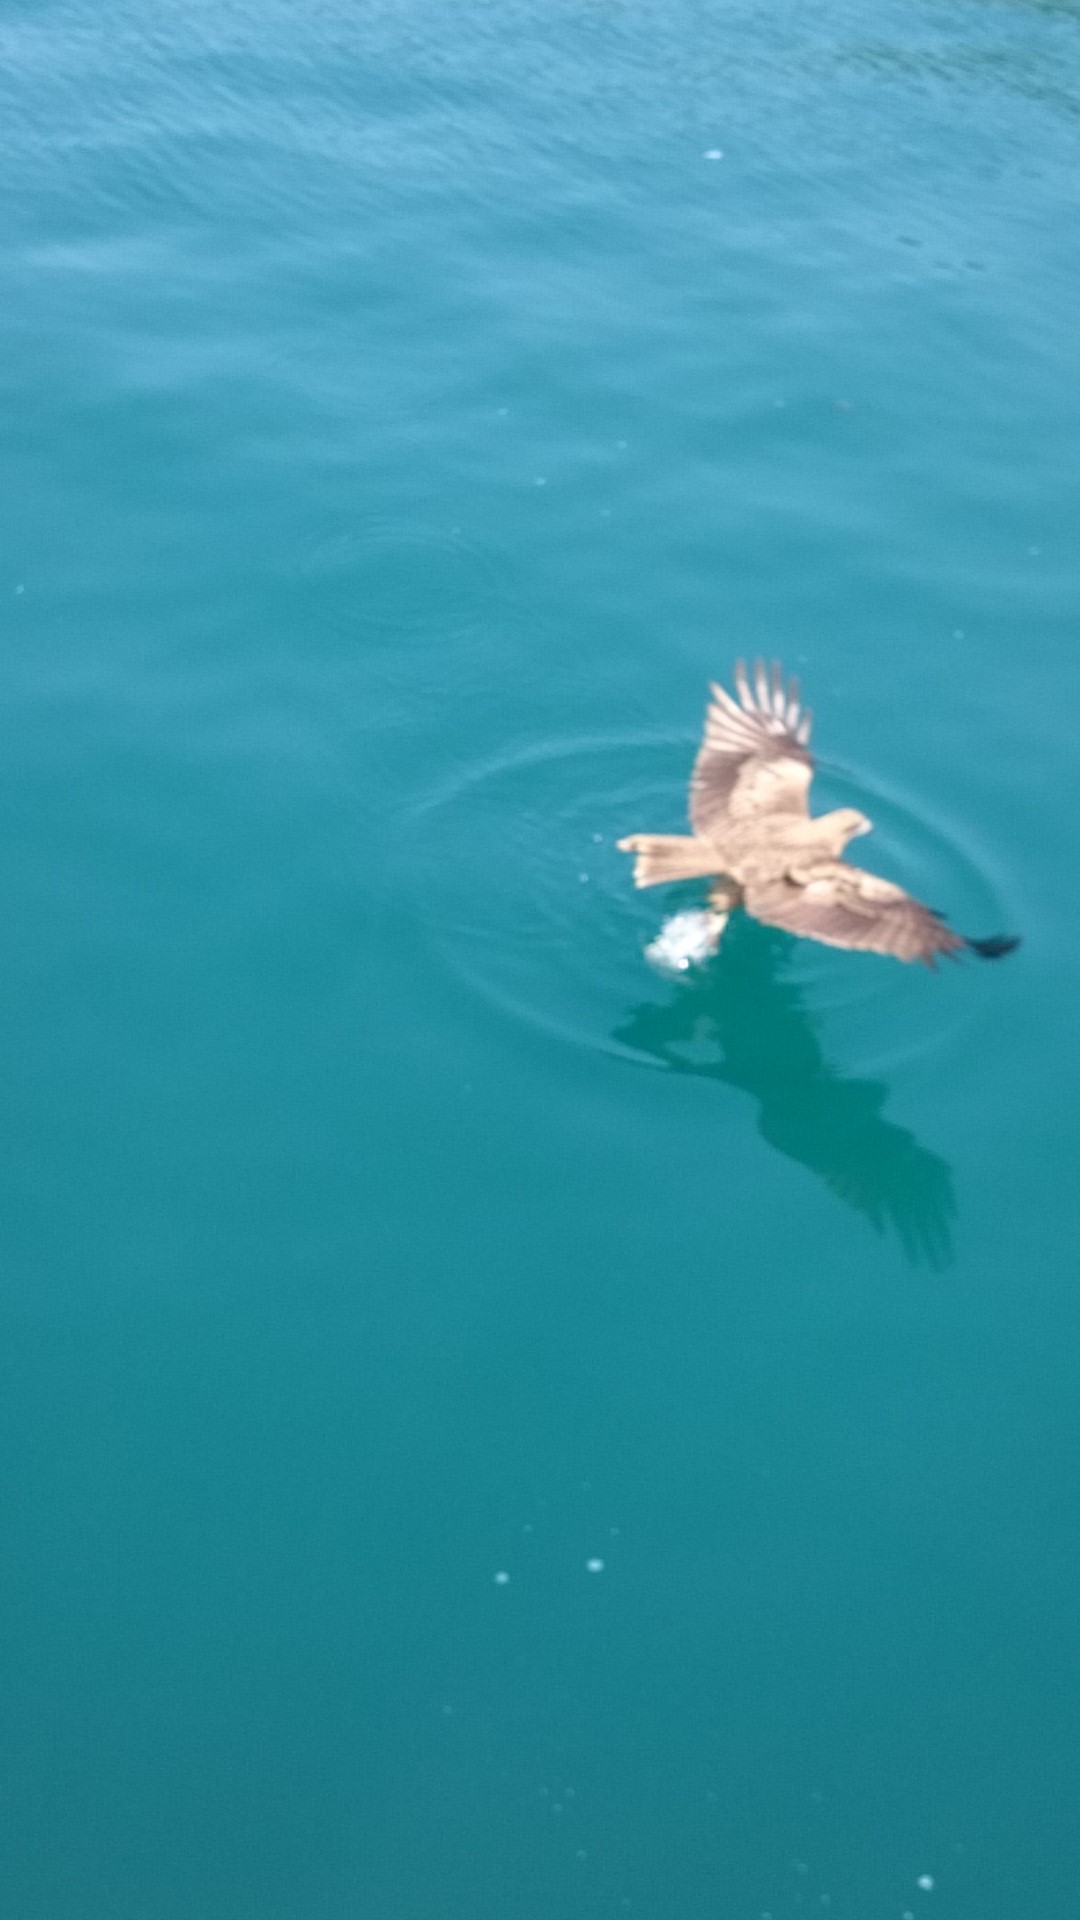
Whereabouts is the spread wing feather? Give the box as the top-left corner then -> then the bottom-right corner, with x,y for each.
744,864 -> 964,967
690,658 -> 814,839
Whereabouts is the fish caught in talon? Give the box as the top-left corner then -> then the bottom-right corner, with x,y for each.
618,659 -> 1020,968
644,908 -> 729,976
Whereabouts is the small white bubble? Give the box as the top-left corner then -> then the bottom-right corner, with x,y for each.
496,406 -> 509,417
441,1701 -> 453,1715
576,1847 -> 588,1858
592,832 -> 603,843
599,507 -> 611,518
703,148 -> 724,160
609,1525 -> 621,1536
916,1876 -> 935,1892
903,1910 -> 915,1918
1028,544 -> 1041,556
579,872 -> 590,883
952,628 -> 965,639
615,438 -> 628,449
494,1570 -> 509,1585
586,1557 -> 605,1573
534,476 -> 547,486
14,583 -> 24,595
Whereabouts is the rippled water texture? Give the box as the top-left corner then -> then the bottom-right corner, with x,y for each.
1,1 -> 1078,1916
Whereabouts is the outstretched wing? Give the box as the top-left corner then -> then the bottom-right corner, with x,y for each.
690,659 -> 814,839
744,863 -> 964,966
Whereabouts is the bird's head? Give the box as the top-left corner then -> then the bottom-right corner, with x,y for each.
830,807 -> 873,848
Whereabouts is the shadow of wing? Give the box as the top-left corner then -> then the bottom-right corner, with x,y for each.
755,1074 -> 955,1270
614,919 -> 956,1269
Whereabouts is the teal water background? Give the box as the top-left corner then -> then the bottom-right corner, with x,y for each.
2,2 -> 1079,1914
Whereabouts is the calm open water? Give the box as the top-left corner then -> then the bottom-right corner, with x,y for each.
1,1 -> 1079,1915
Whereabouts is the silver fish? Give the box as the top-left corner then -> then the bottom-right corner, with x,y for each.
644,909 -> 729,977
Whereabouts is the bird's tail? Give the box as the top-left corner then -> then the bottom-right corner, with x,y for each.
616,833 -> 725,889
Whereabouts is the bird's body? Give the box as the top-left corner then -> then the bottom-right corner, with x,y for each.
618,660 -> 1018,968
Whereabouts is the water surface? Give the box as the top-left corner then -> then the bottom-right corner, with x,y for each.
1,1 -> 1078,1915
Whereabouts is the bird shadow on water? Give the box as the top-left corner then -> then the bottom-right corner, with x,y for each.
612,917 -> 956,1270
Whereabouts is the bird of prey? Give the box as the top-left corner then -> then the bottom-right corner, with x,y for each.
618,660 -> 1019,967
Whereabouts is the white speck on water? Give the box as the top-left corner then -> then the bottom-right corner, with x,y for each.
576,1848 -> 588,1859
494,1570 -> 509,1585
953,627 -> 965,639
586,1557 -> 605,1573
615,438 -> 628,449
916,1876 -> 935,1892
534,476 -> 547,486
592,832 -> 603,842
703,148 -> 724,159
441,1701 -> 453,1715
496,406 -> 508,417
14,583 -> 24,595
579,871 -> 589,883
903,1910 -> 915,1918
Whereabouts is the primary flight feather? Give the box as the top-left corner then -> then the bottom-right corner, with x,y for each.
618,660 -> 1018,968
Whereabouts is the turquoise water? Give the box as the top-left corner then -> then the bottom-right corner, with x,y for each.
2,1 -> 1079,1913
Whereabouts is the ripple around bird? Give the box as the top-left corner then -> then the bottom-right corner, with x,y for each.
402,732 -> 1018,1080
299,516 -> 515,645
